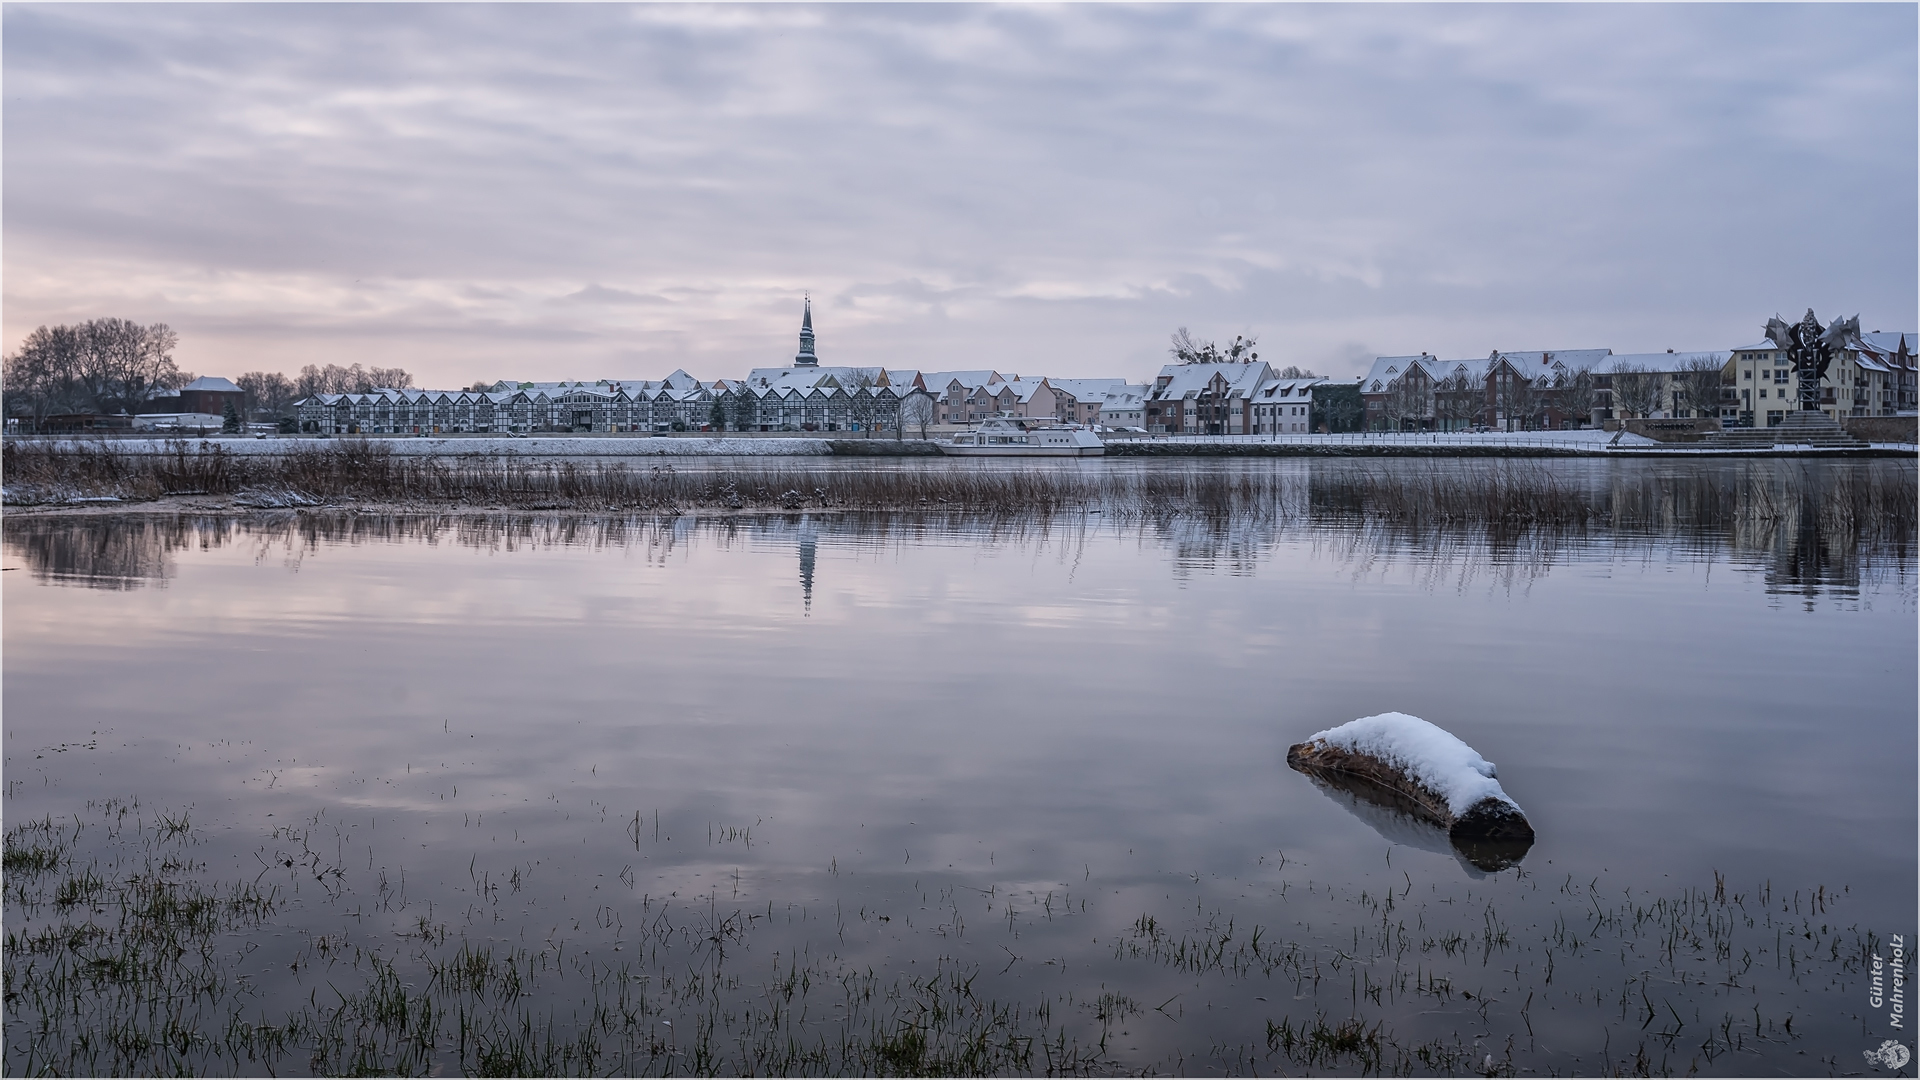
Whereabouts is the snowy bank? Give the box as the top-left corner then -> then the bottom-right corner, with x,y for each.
1286,713 -> 1533,841
10,436 -> 844,457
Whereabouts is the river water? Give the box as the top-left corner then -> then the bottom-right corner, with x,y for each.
4,458 -> 1914,1076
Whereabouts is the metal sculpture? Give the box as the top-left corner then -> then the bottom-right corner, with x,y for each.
1764,309 -> 1859,412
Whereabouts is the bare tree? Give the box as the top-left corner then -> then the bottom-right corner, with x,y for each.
236,371 -> 297,420
1433,369 -> 1481,431
365,366 -> 413,391
1275,364 -> 1315,378
1170,327 -> 1258,365
3,320 -> 181,422
1678,357 -> 1727,420
1609,365 -> 1663,420
1496,370 -> 1546,431
899,390 -> 936,439
839,369 -> 883,436
77,319 -> 181,414
294,363 -> 416,398
3,325 -> 88,428
1379,377 -> 1427,431
1555,366 -> 1599,428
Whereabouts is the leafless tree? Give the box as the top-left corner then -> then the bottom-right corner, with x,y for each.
294,363 -> 415,398
1432,369 -> 1480,430
4,325 -> 88,428
3,320 -> 181,423
1497,370 -> 1546,431
1609,366 -> 1664,419
1555,366 -> 1599,428
1379,376 -> 1428,431
1678,357 -> 1728,420
1170,327 -> 1258,365
1275,364 -> 1315,378
236,371 -> 297,420
899,391 -> 936,439
836,369 -> 884,436
77,319 -> 181,414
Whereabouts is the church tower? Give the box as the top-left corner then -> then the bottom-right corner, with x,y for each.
794,297 -> 819,367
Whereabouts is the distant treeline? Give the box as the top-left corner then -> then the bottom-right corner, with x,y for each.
3,319 -> 414,424
231,363 -> 418,421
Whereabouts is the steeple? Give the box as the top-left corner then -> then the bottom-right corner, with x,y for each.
795,296 -> 818,367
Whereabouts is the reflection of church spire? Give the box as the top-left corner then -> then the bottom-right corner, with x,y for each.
798,529 -> 816,615
794,296 -> 818,367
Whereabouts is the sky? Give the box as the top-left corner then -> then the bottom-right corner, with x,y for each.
4,4 -> 1915,388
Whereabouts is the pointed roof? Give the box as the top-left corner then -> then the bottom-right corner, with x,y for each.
795,296 -> 819,366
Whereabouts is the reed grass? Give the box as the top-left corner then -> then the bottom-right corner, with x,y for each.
5,802 -> 1900,1077
6,441 -> 1914,542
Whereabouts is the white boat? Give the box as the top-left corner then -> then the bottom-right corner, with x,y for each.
936,415 -> 1106,457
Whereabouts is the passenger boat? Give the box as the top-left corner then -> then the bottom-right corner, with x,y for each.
936,415 -> 1106,457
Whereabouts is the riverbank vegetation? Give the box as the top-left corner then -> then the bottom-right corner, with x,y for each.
5,801 -> 1897,1076
4,440 -> 1914,537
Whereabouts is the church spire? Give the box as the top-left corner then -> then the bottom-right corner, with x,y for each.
795,295 -> 818,367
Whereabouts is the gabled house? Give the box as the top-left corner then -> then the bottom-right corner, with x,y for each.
1145,362 -> 1274,434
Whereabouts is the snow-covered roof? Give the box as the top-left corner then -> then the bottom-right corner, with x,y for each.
1596,351 -> 1729,374
1859,332 -> 1918,361
1003,377 -> 1053,403
921,370 -> 1006,393
1420,358 -> 1491,385
1492,348 -> 1612,371
1048,378 -> 1127,402
1255,376 -> 1328,400
1361,356 -> 1426,389
1148,361 -> 1272,400
178,376 -> 242,393
741,366 -> 921,395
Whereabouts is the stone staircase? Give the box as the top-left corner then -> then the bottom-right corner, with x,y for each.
1698,409 -> 1868,450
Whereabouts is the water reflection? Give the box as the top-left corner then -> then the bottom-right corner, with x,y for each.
3,515 -> 193,589
1292,765 -> 1535,877
4,460 -> 1912,602
798,524 -> 816,614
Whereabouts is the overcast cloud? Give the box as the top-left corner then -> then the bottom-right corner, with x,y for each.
5,4 -> 1914,386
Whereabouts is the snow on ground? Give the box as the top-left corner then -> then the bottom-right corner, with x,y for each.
1301,712 -> 1521,818
18,430 -> 1907,456
1125,429 -> 1662,449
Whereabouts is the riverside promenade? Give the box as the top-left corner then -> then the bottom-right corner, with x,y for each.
8,429 -> 1914,457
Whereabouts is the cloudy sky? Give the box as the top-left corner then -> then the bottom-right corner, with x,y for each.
5,4 -> 1914,387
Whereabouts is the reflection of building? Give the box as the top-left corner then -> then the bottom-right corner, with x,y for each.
798,527 -> 816,615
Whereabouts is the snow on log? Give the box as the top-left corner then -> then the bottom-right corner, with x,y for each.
1286,712 -> 1533,842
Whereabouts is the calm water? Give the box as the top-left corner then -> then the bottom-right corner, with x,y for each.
5,458 -> 1914,1076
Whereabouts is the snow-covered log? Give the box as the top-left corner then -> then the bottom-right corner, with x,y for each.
1286,713 -> 1533,842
